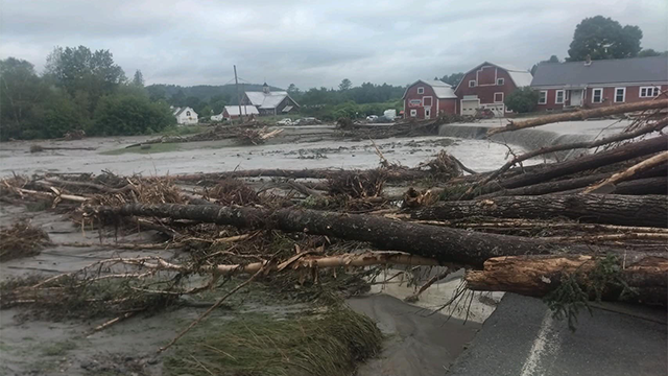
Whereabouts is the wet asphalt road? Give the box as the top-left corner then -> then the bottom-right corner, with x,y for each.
447,293 -> 667,376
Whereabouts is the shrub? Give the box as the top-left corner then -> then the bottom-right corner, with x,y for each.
90,94 -> 175,136
505,87 -> 540,113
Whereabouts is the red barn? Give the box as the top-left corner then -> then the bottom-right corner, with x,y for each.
403,79 -> 458,119
454,62 -> 533,116
531,56 -> 668,111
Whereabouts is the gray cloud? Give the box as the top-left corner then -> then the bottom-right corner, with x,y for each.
1,0 -> 666,89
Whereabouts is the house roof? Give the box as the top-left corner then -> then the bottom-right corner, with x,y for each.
531,56 -> 668,87
403,79 -> 457,99
224,105 -> 259,116
244,91 -> 300,109
173,107 -> 196,116
455,62 -> 533,92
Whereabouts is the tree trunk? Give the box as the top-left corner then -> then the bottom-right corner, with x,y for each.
160,168 -> 436,184
411,194 -> 668,228
486,99 -> 668,136
95,203 -> 607,267
584,151 -> 668,193
474,135 -> 668,196
465,255 -> 667,305
478,117 -> 668,186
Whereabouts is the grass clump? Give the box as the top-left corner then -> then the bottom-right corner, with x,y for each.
41,340 -> 78,356
164,305 -> 382,376
0,220 -> 51,261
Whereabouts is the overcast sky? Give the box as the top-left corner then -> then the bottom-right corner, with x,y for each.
1,0 -> 666,89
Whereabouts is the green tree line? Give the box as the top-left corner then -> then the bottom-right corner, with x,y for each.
1,46 -> 175,141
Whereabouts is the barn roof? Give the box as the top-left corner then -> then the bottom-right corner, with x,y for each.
224,105 -> 259,116
403,79 -> 457,99
245,91 -> 300,109
173,107 -> 196,116
531,56 -> 668,88
454,62 -> 533,92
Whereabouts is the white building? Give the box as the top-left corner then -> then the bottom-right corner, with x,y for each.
172,107 -> 198,125
222,105 -> 260,119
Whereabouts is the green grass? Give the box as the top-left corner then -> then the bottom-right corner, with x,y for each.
101,142 -> 182,155
160,124 -> 210,137
164,305 -> 382,376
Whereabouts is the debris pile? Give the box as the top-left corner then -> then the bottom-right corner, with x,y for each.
1,99 -> 666,357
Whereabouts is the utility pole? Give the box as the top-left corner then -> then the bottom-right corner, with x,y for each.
234,65 -> 243,122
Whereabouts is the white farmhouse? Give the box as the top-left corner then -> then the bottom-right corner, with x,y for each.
172,107 -> 198,125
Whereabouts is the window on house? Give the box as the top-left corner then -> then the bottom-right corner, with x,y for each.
410,109 -> 417,117
497,78 -> 504,86
592,88 -> 603,103
417,87 -> 424,94
469,80 -> 476,88
555,90 -> 565,104
538,91 -> 547,104
494,92 -> 504,103
186,111 -> 191,116
615,88 -> 626,103
639,86 -> 660,98
423,97 -> 432,106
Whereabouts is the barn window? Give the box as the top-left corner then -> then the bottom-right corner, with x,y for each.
409,99 -> 422,106
592,88 -> 603,103
494,92 -> 504,103
497,78 -> 504,86
469,80 -> 476,88
555,90 -> 565,104
615,88 -> 626,103
538,91 -> 547,104
186,111 -> 191,116
417,87 -> 425,94
639,86 -> 660,98
410,109 -> 417,117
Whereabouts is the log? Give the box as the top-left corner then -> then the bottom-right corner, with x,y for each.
159,168 -> 434,184
478,117 -> 668,187
487,99 -> 668,136
584,151 -> 668,194
411,194 -> 668,228
94,203 -> 607,267
465,255 -> 667,305
473,135 -> 668,196
481,174 -> 667,198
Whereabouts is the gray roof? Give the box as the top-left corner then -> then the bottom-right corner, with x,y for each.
403,79 -> 457,99
531,56 -> 668,87
245,91 -> 299,109
224,105 -> 259,116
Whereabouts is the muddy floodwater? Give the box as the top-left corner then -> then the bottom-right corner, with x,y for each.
0,119 -> 634,376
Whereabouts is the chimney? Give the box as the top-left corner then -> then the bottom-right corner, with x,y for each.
584,54 -> 592,66
262,82 -> 270,94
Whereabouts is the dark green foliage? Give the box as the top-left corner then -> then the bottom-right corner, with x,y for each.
338,78 -> 352,91
505,87 -> 540,113
91,94 -> 175,136
568,16 -> 643,61
440,73 -> 464,87
638,49 -> 668,57
544,255 -> 637,331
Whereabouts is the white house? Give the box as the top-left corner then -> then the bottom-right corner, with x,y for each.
172,107 -> 198,125
222,105 -> 260,119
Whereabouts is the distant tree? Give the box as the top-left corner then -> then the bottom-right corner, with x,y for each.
338,78 -> 352,91
0,58 -> 49,140
287,83 -> 298,93
199,105 -> 213,117
638,49 -> 668,57
45,46 -> 126,95
132,70 -> 144,87
531,55 -> 561,75
440,73 -> 464,87
568,16 -> 643,61
505,87 -> 540,113
91,94 -> 175,136
42,91 -> 86,139
170,89 -> 187,107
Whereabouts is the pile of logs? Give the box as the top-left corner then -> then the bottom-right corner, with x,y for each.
2,99 -> 667,333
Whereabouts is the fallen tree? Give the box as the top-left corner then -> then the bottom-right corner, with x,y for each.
486,99 -> 668,136
468,135 -> 668,197
411,194 -> 668,228
91,203 -> 612,267
465,255 -> 667,306
584,151 -> 668,194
